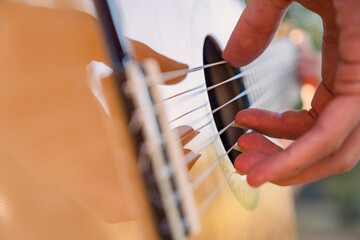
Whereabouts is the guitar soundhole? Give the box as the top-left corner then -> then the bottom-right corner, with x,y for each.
203,36 -> 249,163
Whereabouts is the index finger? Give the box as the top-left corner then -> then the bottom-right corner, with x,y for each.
223,0 -> 291,67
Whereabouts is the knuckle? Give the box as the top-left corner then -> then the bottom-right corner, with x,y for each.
335,80 -> 360,96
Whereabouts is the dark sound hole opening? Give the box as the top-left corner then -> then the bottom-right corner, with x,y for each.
203,36 -> 249,163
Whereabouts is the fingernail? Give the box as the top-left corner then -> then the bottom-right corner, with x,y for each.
232,122 -> 249,131
233,144 -> 243,152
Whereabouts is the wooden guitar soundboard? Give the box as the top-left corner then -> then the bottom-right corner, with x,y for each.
0,1 -> 297,239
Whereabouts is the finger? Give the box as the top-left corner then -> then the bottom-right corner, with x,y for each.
274,123 -> 360,186
129,39 -> 188,85
336,62 -> 360,95
234,151 -> 267,174
333,0 -> 360,95
237,132 -> 283,155
223,0 -> 291,67
173,125 -> 199,146
246,96 -> 360,187
183,148 -> 201,170
235,133 -> 283,173
235,108 -> 315,139
315,0 -> 338,90
321,28 -> 339,91
310,82 -> 335,115
334,0 -> 360,64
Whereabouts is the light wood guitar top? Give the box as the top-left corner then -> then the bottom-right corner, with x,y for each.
0,1 -> 297,239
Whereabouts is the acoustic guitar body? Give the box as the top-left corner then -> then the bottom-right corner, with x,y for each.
0,0 -> 297,239
117,1 -> 298,239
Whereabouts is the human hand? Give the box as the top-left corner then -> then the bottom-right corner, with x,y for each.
223,0 -> 360,187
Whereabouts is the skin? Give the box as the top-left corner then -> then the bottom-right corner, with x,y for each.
222,0 -> 360,187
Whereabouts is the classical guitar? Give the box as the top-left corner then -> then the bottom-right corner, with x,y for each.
0,0 -> 298,239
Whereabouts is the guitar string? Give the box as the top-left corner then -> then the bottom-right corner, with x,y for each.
169,103 -> 208,123
164,53 -> 296,219
127,50 -> 288,135
163,64 -> 253,102
130,62 -> 247,152
131,67 -> 251,126
205,50 -> 285,92
153,80 -> 280,219
175,90 -> 279,154
163,83 -> 203,101
187,65 -> 298,217
168,59 -> 287,125
189,86 -> 280,189
195,71 -> 298,214
132,48 -> 285,108
192,142 -> 238,189
167,57 -> 293,172
161,50 -> 285,102
169,82 -> 256,125
193,67 -> 294,166
188,120 -> 237,162
164,58 -> 293,125
198,169 -> 236,215
159,60 -> 227,83
157,47 -> 286,86
175,67 -> 295,145
136,52 -> 295,213
186,75 -> 295,216
141,80 -> 278,213
141,82 -> 293,221
158,99 -> 266,213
